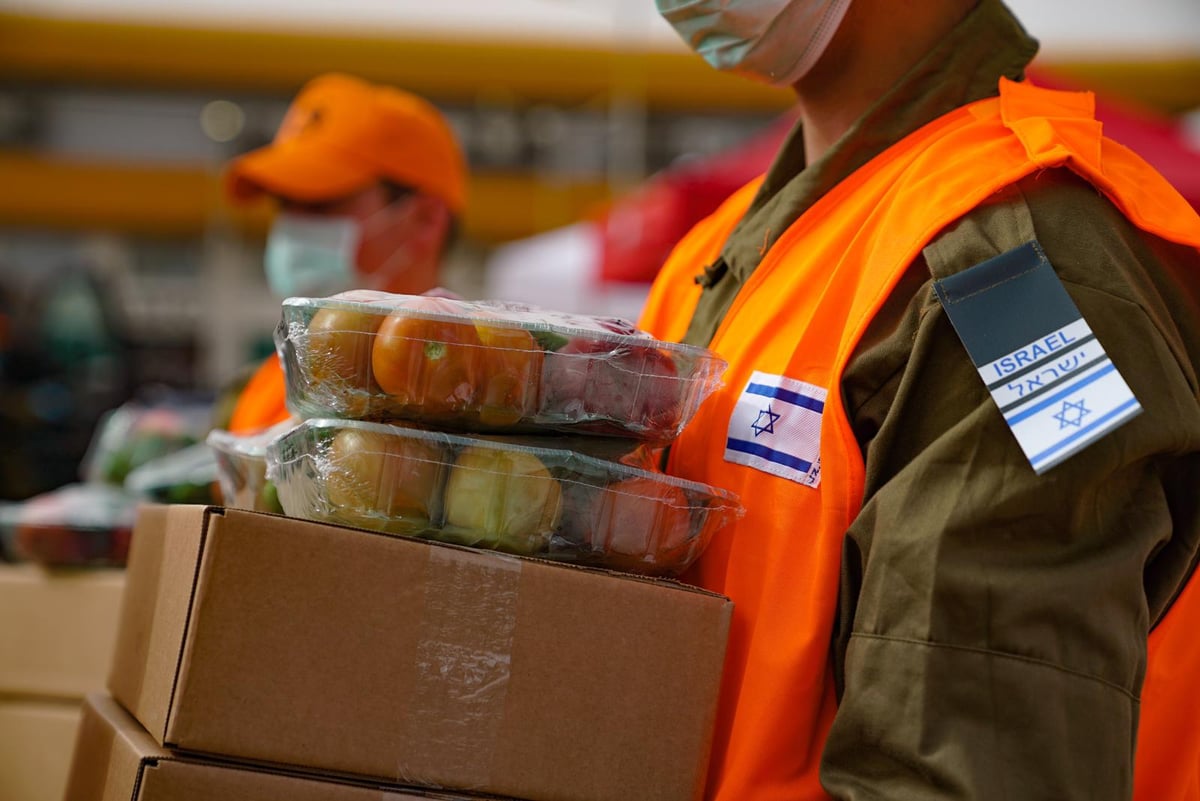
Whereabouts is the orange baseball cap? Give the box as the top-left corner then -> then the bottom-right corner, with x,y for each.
226,73 -> 467,214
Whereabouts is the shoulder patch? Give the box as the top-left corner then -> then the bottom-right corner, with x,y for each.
934,241 -> 1141,474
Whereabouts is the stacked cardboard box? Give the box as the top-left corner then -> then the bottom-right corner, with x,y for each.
0,564 -> 126,801
69,694 -> 508,801
65,504 -> 733,801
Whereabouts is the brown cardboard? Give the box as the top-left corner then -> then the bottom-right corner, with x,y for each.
0,564 -> 125,698
110,505 -> 732,801
64,694 -> 497,801
0,698 -> 83,801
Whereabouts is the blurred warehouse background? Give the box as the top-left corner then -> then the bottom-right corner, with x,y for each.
0,0 -> 1198,499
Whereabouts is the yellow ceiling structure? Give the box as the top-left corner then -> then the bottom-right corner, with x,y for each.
0,12 -> 1196,242
3,12 -> 1197,113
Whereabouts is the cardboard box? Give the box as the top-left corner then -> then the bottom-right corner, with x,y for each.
0,563 -> 126,698
65,694 -> 494,800
110,505 -> 732,801
0,697 -> 84,801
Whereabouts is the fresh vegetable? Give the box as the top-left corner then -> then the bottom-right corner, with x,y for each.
542,340 -> 682,435
473,324 -> 543,427
371,297 -> 483,419
442,445 -> 561,555
561,475 -> 692,569
325,427 -> 446,533
304,306 -> 387,387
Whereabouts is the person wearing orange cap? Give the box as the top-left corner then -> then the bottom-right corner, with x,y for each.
220,73 -> 468,433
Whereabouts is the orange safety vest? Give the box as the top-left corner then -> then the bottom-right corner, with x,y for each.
228,353 -> 291,434
640,78 -> 1200,801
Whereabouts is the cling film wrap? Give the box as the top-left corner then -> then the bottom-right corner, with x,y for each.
266,418 -> 744,576
206,420 -> 296,513
124,441 -> 220,505
0,483 -> 137,566
81,398 -> 214,485
276,290 -> 728,441
395,546 -> 520,790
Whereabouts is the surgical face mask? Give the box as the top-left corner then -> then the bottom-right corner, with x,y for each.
264,212 -> 361,298
656,0 -> 853,87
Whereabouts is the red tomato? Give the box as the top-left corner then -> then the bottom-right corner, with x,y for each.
576,476 -> 693,570
542,340 -> 682,437
304,306 -> 388,416
371,297 -> 483,420
473,324 -> 543,427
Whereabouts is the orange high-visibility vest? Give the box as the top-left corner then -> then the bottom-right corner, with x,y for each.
640,78 -> 1200,801
228,354 -> 291,434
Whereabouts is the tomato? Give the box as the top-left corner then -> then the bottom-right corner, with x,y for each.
572,476 -> 693,571
473,324 -> 543,427
541,340 -> 682,437
305,306 -> 387,386
303,306 -> 387,417
324,427 -> 447,534
371,297 -> 483,421
442,445 -> 561,555
371,297 -> 543,427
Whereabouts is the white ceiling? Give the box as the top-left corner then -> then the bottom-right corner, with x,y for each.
4,0 -> 1199,56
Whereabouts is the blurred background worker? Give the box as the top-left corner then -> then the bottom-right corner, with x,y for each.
219,72 -> 468,433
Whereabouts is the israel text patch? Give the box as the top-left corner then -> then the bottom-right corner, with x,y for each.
934,241 -> 1141,474
724,371 -> 825,486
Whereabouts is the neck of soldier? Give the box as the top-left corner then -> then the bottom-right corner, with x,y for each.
791,0 -> 977,163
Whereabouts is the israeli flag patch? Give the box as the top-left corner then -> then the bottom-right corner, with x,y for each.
724,371 -> 825,487
935,241 -> 1142,475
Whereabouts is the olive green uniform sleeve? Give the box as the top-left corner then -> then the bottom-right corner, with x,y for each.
671,2 -> 1200,795
819,174 -> 1200,800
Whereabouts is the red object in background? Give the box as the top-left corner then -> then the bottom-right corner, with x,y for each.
597,112 -> 797,284
1027,68 -> 1200,212
598,70 -> 1200,285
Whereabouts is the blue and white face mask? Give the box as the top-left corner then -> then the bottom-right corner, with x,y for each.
656,0 -> 853,87
264,212 -> 360,299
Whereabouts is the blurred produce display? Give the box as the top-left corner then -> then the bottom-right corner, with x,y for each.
82,400 -> 213,486
0,483 -> 136,567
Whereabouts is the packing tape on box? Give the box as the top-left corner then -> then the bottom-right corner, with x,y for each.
397,546 -> 521,790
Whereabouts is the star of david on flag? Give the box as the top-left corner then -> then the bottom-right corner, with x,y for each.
751,406 -> 781,437
1053,398 -> 1090,429
725,371 -> 825,487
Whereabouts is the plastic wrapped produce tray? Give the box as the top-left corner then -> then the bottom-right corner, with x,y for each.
277,291 -> 727,441
266,418 -> 742,576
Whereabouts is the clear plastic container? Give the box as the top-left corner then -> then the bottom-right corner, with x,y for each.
124,442 -> 221,506
206,420 -> 296,514
276,291 -> 727,441
81,399 -> 214,485
266,419 -> 743,576
0,484 -> 137,567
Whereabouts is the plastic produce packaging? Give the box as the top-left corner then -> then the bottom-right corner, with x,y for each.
0,483 -> 137,567
266,418 -> 743,575
82,399 -> 214,485
124,442 -> 221,505
276,291 -> 727,440
206,421 -> 295,513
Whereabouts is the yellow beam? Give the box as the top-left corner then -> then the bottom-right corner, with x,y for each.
0,152 -> 610,243
1035,57 -> 1200,115
0,12 -> 794,113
